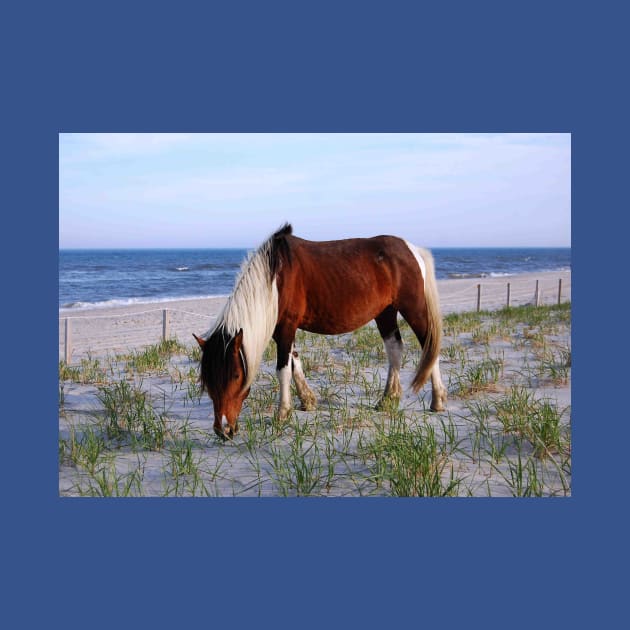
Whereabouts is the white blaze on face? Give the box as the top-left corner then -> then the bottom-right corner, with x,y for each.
403,240 -> 426,289
221,415 -> 229,431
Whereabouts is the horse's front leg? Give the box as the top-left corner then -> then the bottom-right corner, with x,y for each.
273,330 -> 295,421
291,348 -> 317,412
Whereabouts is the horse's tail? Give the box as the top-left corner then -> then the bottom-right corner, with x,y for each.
411,246 -> 443,393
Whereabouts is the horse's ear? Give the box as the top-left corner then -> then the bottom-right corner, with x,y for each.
232,328 -> 244,354
192,333 -> 206,349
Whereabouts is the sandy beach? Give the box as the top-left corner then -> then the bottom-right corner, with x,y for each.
59,270 -> 570,363
59,269 -> 571,497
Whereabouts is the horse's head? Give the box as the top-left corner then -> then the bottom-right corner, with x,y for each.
195,328 -> 250,441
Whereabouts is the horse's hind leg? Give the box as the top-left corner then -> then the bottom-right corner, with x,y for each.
398,306 -> 447,412
375,306 -> 403,409
429,358 -> 447,412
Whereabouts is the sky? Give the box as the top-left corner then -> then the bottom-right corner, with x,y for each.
59,133 -> 571,249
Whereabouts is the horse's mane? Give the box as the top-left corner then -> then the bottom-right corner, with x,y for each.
203,223 -> 292,391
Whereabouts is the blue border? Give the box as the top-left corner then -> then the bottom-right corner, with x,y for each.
5,1 -> 625,628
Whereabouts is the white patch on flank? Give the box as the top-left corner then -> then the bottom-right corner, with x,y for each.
403,240 -> 426,289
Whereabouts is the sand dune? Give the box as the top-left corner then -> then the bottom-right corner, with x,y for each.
59,269 -> 571,497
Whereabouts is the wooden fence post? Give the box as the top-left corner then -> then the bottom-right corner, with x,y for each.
534,280 -> 540,306
162,309 -> 170,341
64,318 -> 72,364
476,284 -> 481,312
506,282 -> 511,308
558,278 -> 562,305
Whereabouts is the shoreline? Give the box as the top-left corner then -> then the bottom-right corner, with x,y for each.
59,294 -> 232,314
59,295 -> 229,319
58,269 -> 571,317
59,270 -> 571,362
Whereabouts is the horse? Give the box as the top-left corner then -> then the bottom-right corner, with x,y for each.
194,223 -> 447,440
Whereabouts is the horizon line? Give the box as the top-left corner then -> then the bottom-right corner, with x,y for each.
59,244 -> 572,251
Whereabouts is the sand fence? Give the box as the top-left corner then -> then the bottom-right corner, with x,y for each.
59,271 -> 571,364
438,271 -> 570,313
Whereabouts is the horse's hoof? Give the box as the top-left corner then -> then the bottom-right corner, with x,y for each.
428,388 -> 447,412
300,396 -> 317,412
375,396 -> 400,412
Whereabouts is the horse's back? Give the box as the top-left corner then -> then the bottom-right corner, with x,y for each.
290,233 -> 414,266
280,234 -> 425,334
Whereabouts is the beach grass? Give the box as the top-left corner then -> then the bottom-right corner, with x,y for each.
59,301 -> 571,497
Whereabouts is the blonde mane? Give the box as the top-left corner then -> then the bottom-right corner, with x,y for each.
205,233 -> 280,390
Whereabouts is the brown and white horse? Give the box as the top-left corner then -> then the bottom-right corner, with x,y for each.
194,224 -> 447,440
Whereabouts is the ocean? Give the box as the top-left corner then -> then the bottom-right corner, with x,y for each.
59,247 -> 571,310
